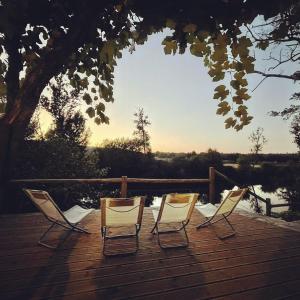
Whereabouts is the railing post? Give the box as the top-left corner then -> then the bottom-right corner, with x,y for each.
209,167 -> 215,204
120,176 -> 127,198
266,198 -> 271,216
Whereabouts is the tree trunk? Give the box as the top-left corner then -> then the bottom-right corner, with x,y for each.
0,121 -> 12,211
0,92 -> 39,212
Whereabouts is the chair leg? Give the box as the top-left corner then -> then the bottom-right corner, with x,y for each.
150,222 -> 158,234
38,222 -> 57,249
157,222 -> 189,249
38,221 -> 89,250
71,224 -> 90,234
102,225 -> 140,256
196,217 -> 212,229
217,215 -> 236,240
197,215 -> 236,240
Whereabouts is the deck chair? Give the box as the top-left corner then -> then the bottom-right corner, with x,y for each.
151,193 -> 199,248
196,188 -> 248,239
23,189 -> 94,249
101,197 -> 145,256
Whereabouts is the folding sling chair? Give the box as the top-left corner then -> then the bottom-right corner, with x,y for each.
196,188 -> 248,239
100,196 -> 145,256
151,193 -> 199,248
23,189 -> 94,249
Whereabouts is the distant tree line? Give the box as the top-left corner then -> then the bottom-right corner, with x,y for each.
3,77 -> 300,215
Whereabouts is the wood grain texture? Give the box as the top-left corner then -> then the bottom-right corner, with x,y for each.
0,208 -> 299,300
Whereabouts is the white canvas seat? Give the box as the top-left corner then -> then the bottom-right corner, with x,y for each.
151,193 -> 199,248
23,189 -> 94,249
63,205 -> 94,224
100,197 -> 145,255
196,188 -> 248,239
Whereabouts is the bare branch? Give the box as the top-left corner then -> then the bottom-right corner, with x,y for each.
252,76 -> 268,92
253,70 -> 299,80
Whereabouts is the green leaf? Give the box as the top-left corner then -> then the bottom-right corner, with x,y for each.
99,84 -> 112,101
203,56 -> 210,67
242,115 -> 253,126
234,124 -> 243,131
162,39 -> 177,55
0,102 -> 5,113
166,19 -> 176,29
230,80 -> 240,90
234,72 -> 248,86
79,78 -> 88,89
211,45 -> 227,63
241,56 -> 255,73
256,40 -> 269,50
0,81 -> 6,97
215,33 -> 228,46
190,40 -> 207,57
216,101 -> 231,115
115,4 -> 122,12
233,96 -> 243,104
96,103 -> 105,114
94,117 -> 101,125
213,85 -> 229,100
78,65 -> 85,73
183,23 -> 197,33
197,31 -> 209,41
83,93 -> 92,105
225,117 -> 236,129
236,88 -> 251,100
86,107 -> 95,118
100,41 -> 116,66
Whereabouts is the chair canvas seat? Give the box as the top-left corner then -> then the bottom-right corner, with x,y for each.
152,208 -> 187,223
23,189 -> 93,249
100,197 -> 145,255
63,205 -> 94,224
196,188 -> 248,239
151,193 -> 199,248
196,203 -> 218,218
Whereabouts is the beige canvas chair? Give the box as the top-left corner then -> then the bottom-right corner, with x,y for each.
151,193 -> 199,248
101,197 -> 145,255
196,188 -> 248,239
24,189 -> 94,249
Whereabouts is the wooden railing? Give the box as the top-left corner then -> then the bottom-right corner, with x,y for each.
11,174 -> 212,200
10,167 -> 287,216
213,169 -> 289,216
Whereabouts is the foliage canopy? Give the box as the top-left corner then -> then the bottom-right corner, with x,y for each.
0,0 -> 299,134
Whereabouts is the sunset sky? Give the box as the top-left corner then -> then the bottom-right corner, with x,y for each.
42,30 -> 298,153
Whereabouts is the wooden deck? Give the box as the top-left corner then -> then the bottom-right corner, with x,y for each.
1,208 -> 300,299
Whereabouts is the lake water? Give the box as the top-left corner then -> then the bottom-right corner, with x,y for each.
151,185 -> 289,215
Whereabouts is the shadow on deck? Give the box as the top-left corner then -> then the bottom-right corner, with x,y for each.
1,208 -> 300,299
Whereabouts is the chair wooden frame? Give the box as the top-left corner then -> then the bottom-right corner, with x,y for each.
196,188 -> 248,239
151,193 -> 199,249
100,197 -> 145,256
23,189 -> 93,249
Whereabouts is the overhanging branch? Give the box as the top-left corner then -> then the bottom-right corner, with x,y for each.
253,70 -> 298,80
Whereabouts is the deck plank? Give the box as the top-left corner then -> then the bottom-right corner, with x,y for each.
0,209 -> 300,300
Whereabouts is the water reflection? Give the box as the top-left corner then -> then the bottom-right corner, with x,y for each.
149,185 -> 289,216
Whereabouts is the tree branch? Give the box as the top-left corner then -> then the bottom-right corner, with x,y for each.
253,70 -> 298,80
4,34 -> 22,112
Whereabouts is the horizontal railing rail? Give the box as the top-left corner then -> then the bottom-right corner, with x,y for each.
214,169 -> 269,203
270,203 -> 290,208
10,178 -> 210,184
213,169 -> 289,216
10,167 -> 287,216
10,176 -> 211,200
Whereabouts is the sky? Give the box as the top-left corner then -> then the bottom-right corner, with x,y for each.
82,30 -> 298,154
40,30 -> 299,153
